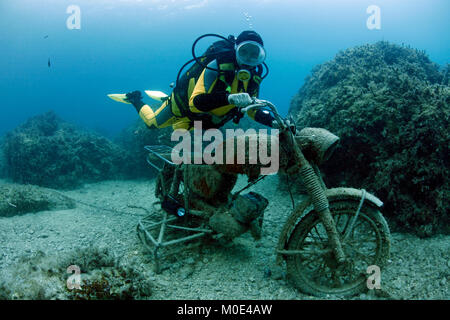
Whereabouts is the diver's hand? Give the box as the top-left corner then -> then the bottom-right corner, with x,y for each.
125,91 -> 143,106
228,93 -> 253,108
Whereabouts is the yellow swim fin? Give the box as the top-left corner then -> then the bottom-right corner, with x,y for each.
145,90 -> 169,102
107,94 -> 131,104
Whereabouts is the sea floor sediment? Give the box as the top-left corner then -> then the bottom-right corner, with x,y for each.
0,177 -> 448,300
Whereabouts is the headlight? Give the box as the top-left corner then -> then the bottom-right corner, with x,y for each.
296,128 -> 340,165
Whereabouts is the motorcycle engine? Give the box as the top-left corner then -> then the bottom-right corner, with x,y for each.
208,192 -> 268,240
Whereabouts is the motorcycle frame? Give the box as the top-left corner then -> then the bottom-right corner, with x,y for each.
137,99 -> 380,272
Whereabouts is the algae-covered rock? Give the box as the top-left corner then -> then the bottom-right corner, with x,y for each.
0,247 -> 152,300
0,182 -> 75,217
115,119 -> 174,179
289,41 -> 449,236
2,111 -> 130,189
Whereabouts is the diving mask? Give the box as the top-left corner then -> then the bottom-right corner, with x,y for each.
236,40 -> 266,67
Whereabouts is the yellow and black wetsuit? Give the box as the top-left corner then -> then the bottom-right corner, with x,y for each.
134,59 -> 264,131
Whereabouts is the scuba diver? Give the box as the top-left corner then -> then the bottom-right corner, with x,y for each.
110,31 -> 276,131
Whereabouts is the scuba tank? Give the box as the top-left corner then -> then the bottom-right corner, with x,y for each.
172,34 -> 235,128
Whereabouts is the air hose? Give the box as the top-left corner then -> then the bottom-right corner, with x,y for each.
175,33 -> 270,87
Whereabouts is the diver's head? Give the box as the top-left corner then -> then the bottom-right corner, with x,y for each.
235,30 -> 266,67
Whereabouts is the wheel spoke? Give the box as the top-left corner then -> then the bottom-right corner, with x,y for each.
298,253 -> 319,264
306,234 -> 323,243
341,214 -> 352,235
312,262 -> 327,280
346,245 -> 373,264
313,226 -> 324,242
299,248 -> 319,255
335,213 -> 343,229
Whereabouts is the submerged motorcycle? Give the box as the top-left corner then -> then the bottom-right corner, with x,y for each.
137,98 -> 391,297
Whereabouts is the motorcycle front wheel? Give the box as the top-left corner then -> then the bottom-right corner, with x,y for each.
285,199 -> 390,297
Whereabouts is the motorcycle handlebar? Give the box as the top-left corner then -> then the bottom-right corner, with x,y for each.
240,99 -> 288,130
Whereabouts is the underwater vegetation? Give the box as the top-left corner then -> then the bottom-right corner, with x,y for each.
0,182 -> 75,217
0,247 -> 152,300
2,111 -> 131,189
289,41 -> 449,237
0,102 -> 263,188
115,118 -> 174,179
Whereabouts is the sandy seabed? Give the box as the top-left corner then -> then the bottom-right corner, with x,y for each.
0,177 -> 448,300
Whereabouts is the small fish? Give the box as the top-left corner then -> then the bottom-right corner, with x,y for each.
48,58 -> 51,68
44,35 -> 49,39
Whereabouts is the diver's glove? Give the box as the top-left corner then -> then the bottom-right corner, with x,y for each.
125,90 -> 145,110
228,93 -> 253,108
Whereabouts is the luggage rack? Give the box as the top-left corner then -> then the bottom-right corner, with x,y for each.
137,208 -> 212,273
144,145 -> 176,171
137,145 -> 213,273
144,144 -> 205,170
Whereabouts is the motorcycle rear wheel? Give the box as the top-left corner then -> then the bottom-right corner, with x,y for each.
285,199 -> 390,297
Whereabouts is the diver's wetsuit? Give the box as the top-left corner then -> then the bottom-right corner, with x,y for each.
132,60 -> 274,131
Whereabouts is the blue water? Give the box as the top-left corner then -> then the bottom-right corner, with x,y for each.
0,0 -> 449,137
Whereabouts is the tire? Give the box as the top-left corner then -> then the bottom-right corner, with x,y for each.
285,199 -> 390,297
